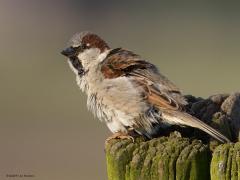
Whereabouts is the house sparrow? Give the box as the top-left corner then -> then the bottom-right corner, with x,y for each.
61,31 -> 230,143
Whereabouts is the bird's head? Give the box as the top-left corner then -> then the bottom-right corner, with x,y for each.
61,31 -> 110,76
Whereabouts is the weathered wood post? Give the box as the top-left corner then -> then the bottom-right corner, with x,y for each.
105,93 -> 240,180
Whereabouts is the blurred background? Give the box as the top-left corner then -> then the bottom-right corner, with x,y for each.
0,0 -> 239,179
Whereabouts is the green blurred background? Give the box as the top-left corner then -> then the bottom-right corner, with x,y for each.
0,1 -> 239,179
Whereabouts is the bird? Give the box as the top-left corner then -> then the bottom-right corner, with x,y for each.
61,31 -> 230,143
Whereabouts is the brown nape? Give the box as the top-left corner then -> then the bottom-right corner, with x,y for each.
82,33 -> 110,52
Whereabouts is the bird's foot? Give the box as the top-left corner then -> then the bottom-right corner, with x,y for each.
105,132 -> 135,146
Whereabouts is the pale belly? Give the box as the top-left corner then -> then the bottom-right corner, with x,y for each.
86,76 -> 152,133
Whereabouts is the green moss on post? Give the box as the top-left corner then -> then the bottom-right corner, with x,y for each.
106,134 -> 210,180
211,142 -> 240,180
176,140 -> 210,180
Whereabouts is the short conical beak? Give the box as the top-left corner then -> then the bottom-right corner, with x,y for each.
61,47 -> 76,57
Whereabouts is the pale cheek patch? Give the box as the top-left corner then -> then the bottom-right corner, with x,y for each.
78,48 -> 100,68
77,49 -> 110,69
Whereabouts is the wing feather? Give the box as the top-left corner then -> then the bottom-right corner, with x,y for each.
101,48 -> 186,110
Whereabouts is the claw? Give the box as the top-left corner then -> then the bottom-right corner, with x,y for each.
105,132 -> 135,146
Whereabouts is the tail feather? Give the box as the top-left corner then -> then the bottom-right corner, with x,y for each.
162,110 -> 230,143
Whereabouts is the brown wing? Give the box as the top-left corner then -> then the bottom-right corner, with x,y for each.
101,48 -> 187,111
101,48 -> 151,78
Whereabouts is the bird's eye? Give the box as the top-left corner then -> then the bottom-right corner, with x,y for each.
81,44 -> 87,50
